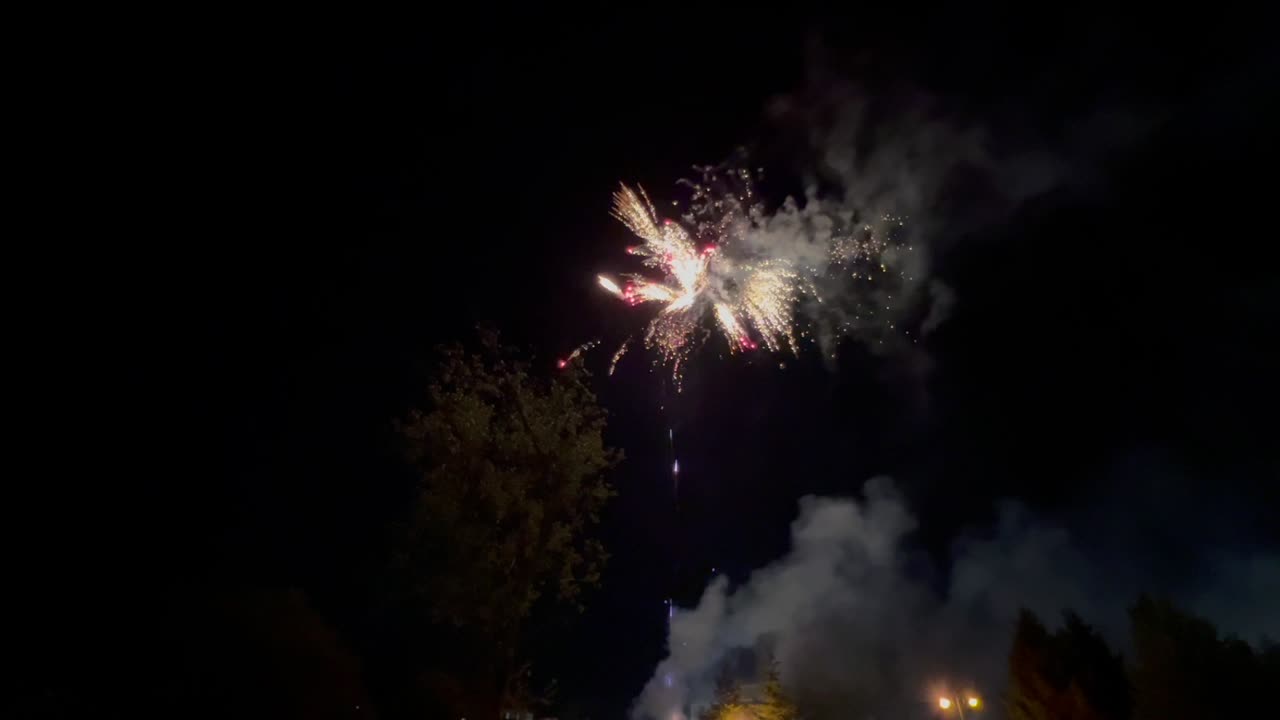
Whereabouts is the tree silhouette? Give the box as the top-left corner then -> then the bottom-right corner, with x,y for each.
394,332 -> 620,716
699,668 -> 748,720
1007,598 -> 1280,720
1006,609 -> 1128,720
698,656 -> 798,720
757,659 -> 799,720
1130,595 -> 1280,720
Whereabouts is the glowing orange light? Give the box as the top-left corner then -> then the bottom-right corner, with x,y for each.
939,698 -> 952,709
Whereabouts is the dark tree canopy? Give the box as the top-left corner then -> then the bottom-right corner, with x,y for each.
154,588 -> 368,719
1006,610 -> 1129,720
1130,596 -> 1279,720
757,660 -> 800,720
698,668 -> 747,720
394,332 -> 620,715
698,657 -> 798,720
1008,599 -> 1280,720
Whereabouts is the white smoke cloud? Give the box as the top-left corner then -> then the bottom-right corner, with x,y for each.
737,66 -> 1151,362
631,477 -> 1280,720
731,87 -> 1064,360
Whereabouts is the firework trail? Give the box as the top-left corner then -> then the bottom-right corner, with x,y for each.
586,168 -> 915,686
608,337 -> 632,376
556,339 -> 599,369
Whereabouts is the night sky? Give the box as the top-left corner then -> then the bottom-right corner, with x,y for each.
15,8 -> 1279,718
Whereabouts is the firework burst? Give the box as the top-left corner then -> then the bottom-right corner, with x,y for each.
595,161 -> 914,379
597,173 -> 811,378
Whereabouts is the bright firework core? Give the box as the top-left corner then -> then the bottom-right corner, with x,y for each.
599,181 -> 808,375
596,162 -> 913,380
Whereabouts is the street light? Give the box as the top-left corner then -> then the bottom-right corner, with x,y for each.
938,693 -> 981,719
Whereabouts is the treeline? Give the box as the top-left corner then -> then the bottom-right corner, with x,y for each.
696,596 -> 1278,720
8,336 -> 619,720
1008,595 -> 1279,720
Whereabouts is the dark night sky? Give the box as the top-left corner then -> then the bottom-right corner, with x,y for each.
14,7 -> 1279,717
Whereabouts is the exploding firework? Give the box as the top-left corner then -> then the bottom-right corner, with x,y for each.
598,177 -> 811,377
596,160 -> 916,379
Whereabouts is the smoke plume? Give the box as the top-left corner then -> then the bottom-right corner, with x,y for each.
731,84 -> 1073,361
632,477 -> 1279,720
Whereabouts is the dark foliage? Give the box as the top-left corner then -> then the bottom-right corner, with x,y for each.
1006,610 -> 1128,720
389,333 -> 619,716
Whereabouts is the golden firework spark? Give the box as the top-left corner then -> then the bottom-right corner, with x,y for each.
599,178 -> 812,377
591,155 -> 915,381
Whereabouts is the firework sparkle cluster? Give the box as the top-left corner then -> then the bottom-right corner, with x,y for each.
592,164 -> 913,380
